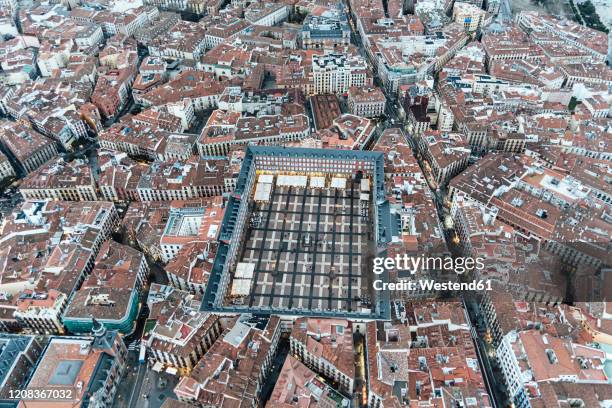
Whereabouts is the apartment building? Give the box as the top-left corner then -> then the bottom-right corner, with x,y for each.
197,110 -> 310,156
0,151 -> 15,182
19,158 -> 97,201
300,5 -> 351,49
20,331 -> 127,408
311,53 -> 370,95
165,241 -> 215,294
0,122 -> 58,175
0,334 -> 44,400
146,284 -> 221,375
290,318 -> 355,394
347,86 -> 386,117
416,131 -> 470,185
159,198 -> 224,262
92,67 -> 137,119
174,315 -> 281,406
62,241 -> 149,334
148,21 -> 207,60
245,2 -> 289,26
136,159 -> 233,202
452,2 -> 486,32
13,289 -> 68,335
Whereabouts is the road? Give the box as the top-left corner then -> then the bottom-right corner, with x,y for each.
353,332 -> 368,408
132,368 -> 179,408
113,350 -> 147,408
465,298 -> 510,407
259,337 -> 290,404
112,239 -> 171,407
417,146 -> 509,407
342,2 -> 514,407
384,99 -> 403,125
129,360 -> 148,408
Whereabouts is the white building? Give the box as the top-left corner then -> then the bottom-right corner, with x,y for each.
311,53 -> 369,95
75,24 -> 105,49
37,51 -> 70,78
13,290 -> 68,335
435,100 -> 455,132
453,2 -> 487,32
245,3 -> 289,26
19,159 -> 98,201
166,98 -> 195,130
0,17 -> 19,38
582,95 -> 609,118
0,0 -> 18,13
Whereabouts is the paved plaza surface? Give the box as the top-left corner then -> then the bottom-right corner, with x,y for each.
238,182 -> 373,313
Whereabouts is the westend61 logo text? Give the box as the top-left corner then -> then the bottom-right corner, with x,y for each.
372,255 -> 485,275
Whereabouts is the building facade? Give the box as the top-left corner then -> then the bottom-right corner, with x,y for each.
347,86 -> 386,117
312,53 -> 370,95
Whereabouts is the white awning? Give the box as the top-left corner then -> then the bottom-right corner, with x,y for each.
330,177 -> 347,189
235,262 -> 255,279
259,174 -> 274,184
231,279 -> 252,296
310,176 -> 326,188
254,182 -> 272,201
277,174 -> 308,187
360,178 -> 370,192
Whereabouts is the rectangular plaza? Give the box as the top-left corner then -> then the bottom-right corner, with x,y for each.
202,146 -> 391,320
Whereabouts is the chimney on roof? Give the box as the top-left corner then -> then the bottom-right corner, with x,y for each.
79,341 -> 91,355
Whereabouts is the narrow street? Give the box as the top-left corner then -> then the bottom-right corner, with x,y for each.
353,332 -> 368,408
131,368 -> 180,408
465,298 -> 510,408
259,337 -> 291,404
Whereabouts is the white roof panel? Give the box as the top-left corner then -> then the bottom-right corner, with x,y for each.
254,182 -> 272,201
310,176 -> 326,188
360,178 -> 370,191
330,177 -> 347,189
231,279 -> 251,296
277,175 -> 307,187
207,224 -> 219,239
259,174 -> 274,184
235,262 -> 255,279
